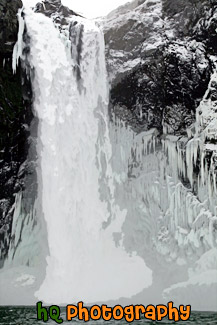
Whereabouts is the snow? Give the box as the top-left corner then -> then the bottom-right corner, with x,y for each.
15,274 -> 36,286
101,0 -> 163,82
163,249 -> 217,311
0,265 -> 45,305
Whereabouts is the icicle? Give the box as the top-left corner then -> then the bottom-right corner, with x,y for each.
201,150 -> 205,185
42,1 -> 46,11
12,9 -> 25,74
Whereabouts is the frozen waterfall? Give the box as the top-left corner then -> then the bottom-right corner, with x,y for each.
0,4 -> 216,311
7,8 -> 152,304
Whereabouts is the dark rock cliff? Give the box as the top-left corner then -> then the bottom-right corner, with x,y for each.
102,0 -> 217,134
0,0 -> 33,264
0,0 -> 22,54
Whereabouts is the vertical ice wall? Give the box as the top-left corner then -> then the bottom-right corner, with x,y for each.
109,109 -> 217,309
162,57 -> 217,251
110,106 -> 217,267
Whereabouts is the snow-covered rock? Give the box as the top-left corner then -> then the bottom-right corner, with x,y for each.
101,0 -> 216,133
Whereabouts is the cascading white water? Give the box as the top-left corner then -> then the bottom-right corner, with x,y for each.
14,9 -> 152,304
1,2 -> 216,310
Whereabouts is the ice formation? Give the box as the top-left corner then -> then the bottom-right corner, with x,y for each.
4,7 -> 153,304
1,2 -> 217,311
12,9 -> 25,74
108,57 -> 217,309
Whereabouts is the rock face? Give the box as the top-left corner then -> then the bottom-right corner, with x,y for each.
102,0 -> 217,133
0,0 -> 33,264
35,0 -> 82,25
0,0 -> 22,54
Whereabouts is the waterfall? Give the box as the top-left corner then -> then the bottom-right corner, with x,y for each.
1,3 -> 216,310
7,8 -> 152,304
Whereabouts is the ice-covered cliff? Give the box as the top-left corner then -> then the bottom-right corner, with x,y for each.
101,0 -> 217,310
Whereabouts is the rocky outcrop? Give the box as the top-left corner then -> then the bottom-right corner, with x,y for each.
35,0 -> 82,26
0,0 -> 33,264
0,0 -> 22,54
102,0 -> 217,134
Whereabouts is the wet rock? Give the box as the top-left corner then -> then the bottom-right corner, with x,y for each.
0,0 -> 22,55
0,0 -> 33,263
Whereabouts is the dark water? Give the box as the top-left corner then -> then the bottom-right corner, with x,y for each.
0,307 -> 216,324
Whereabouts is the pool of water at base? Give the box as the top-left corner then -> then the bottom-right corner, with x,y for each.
0,307 -> 217,325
